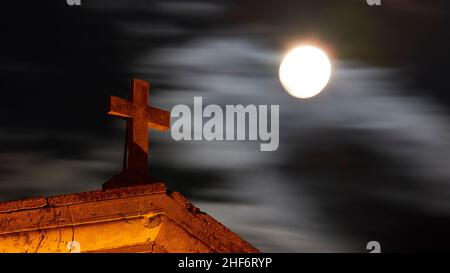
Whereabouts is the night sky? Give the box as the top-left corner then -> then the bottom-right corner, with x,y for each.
1,0 -> 450,252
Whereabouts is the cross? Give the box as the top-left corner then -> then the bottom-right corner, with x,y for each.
106,78 -> 170,181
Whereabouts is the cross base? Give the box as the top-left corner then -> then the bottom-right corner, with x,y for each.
103,169 -> 164,190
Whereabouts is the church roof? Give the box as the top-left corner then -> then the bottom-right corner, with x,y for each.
0,183 -> 258,253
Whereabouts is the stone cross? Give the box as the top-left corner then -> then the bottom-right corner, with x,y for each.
106,79 -> 170,183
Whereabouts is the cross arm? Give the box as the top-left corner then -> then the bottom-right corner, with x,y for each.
145,107 -> 170,131
108,96 -> 135,118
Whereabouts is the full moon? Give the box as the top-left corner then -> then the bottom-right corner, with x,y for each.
279,45 -> 332,99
